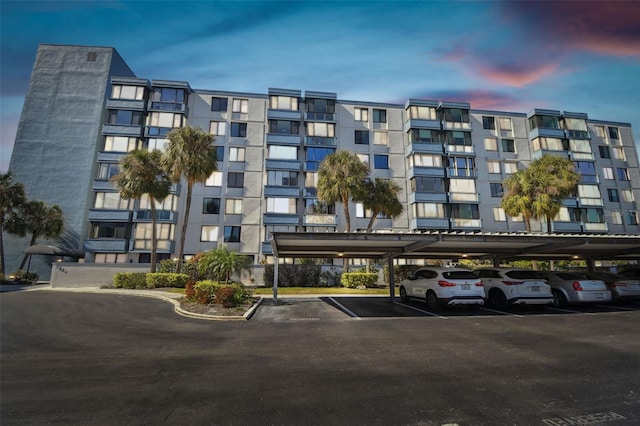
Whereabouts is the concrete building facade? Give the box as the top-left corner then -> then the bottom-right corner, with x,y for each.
7,44 -> 640,277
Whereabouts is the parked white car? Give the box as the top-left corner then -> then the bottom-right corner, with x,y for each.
473,268 -> 553,309
544,271 -> 611,306
399,267 -> 485,310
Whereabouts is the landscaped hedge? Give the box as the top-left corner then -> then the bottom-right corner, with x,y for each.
192,280 -> 251,306
340,272 -> 378,288
263,264 -> 322,287
113,272 -> 189,289
383,265 -> 419,286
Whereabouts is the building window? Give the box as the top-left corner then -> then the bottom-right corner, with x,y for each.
533,137 -> 566,152
487,160 -> 501,174
617,168 -> 630,181
373,131 -> 388,146
226,199 -> 243,214
493,208 -> 507,222
201,225 -> 219,242
229,147 -> 245,162
108,110 -> 142,126
444,108 -> 469,123
484,138 -> 498,151
482,116 -> 495,130
490,183 -> 503,197
373,109 -> 387,123
224,226 -> 241,243
209,121 -> 226,136
228,172 -> 244,188
449,157 -> 475,177
451,204 -> 480,220
408,105 -> 437,120
501,139 -> 515,152
307,122 -> 335,137
622,190 -> 634,203
608,127 -> 619,140
270,95 -> 298,111
268,171 -> 298,186
147,112 -> 182,129
374,155 -> 389,169
499,117 -> 512,131
410,177 -> 443,193
96,163 -> 120,180
269,120 -> 299,135
408,129 -> 437,143
611,210 -> 623,225
90,222 -> 128,239
602,167 -> 614,180
607,189 -> 619,202
104,136 -> 140,152
147,138 -> 168,152
203,198 -> 221,214
306,98 -> 335,114
232,98 -> 248,113
211,97 -> 228,112
151,88 -> 185,104
529,115 -> 560,130
355,108 -> 368,122
414,203 -> 445,218
409,153 -> 442,168
355,203 -> 372,218
355,130 -> 369,145
267,198 -> 296,214
205,171 -> 223,187
575,161 -> 597,183
504,162 -> 518,175
268,145 -> 297,160
599,146 -> 611,159
214,146 -> 224,162
613,147 -> 625,161
94,253 -> 128,264
627,211 -> 638,225
94,192 -> 132,210
357,153 -> 369,164
111,85 -> 144,100
594,125 -> 606,138
305,199 -> 334,214
230,122 -> 247,137
305,147 -> 335,170
139,194 -> 176,212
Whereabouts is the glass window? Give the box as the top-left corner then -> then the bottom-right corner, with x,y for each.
578,185 -> 601,199
414,203 -> 445,218
451,204 -> 479,219
209,121 -> 226,136
570,139 -> 592,153
139,194 -> 176,211
484,138 -> 498,151
268,171 -> 298,186
203,198 -> 221,214
228,172 -> 244,188
357,153 -> 369,164
493,208 -> 507,221
594,126 -> 606,138
111,85 -> 144,100
409,129 -> 437,143
151,88 -> 185,103
611,210 -> 623,225
449,157 -> 475,177
104,136 -> 140,152
563,118 -> 587,131
499,117 -> 512,131
408,106 -> 437,120
305,199 -> 334,214
487,160 -> 501,174
444,108 -> 469,123
205,171 -> 223,187
96,163 -> 120,180
617,168 -> 629,181
608,127 -> 619,140
232,98 -> 248,113
482,116 -> 495,130
410,154 -> 442,168
108,110 -> 142,126
373,109 -> 387,123
355,108 -> 368,122
148,138 -> 169,152
226,199 -> 243,214
374,155 -> 389,169
94,192 -> 132,210
268,145 -> 297,160
355,130 -> 369,144
410,177 -> 443,193
448,131 -> 471,146
90,222 -> 128,239
224,226 -> 241,243
215,146 -> 225,162
373,131 -> 388,146
626,211 -> 638,225
94,253 -> 128,264
229,147 -> 245,162
607,189 -> 619,202
490,183 -> 503,197
501,139 -> 515,152
613,147 -> 625,161
603,167 -> 614,180
307,122 -> 335,137
306,99 -> 335,114
599,146 -> 611,159
504,162 -> 518,175
147,112 -> 182,128
270,95 -> 298,111
269,120 -> 299,135
267,198 -> 296,214
622,190 -> 634,203
201,225 -> 218,242
529,115 -> 559,130
211,97 -> 228,112
305,147 -> 335,170
230,122 -> 247,137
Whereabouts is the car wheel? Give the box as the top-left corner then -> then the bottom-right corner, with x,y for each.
399,286 -> 408,302
552,289 -> 567,307
425,291 -> 439,311
489,290 -> 508,310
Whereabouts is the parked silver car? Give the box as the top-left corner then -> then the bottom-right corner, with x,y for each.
399,267 -> 485,310
544,271 -> 611,306
580,271 -> 640,301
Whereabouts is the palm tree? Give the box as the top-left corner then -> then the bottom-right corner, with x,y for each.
18,201 -> 64,269
0,171 -> 26,275
198,245 -> 253,285
163,126 -> 217,272
111,149 -> 171,273
501,170 -> 535,232
317,151 -> 369,232
362,178 -> 404,231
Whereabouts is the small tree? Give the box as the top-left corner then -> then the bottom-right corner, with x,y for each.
18,201 -> 64,269
197,245 -> 253,284
362,178 -> 404,231
0,171 -> 26,275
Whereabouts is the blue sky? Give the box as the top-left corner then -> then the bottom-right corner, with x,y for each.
1,1 -> 639,171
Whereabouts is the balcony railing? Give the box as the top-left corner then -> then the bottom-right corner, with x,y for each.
304,214 -> 337,226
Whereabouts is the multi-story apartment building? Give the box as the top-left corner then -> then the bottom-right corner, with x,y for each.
7,44 -> 640,278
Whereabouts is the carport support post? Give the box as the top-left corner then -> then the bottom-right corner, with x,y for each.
273,258 -> 279,304
387,254 -> 395,302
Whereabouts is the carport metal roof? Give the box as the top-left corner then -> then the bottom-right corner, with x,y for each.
271,231 -> 640,261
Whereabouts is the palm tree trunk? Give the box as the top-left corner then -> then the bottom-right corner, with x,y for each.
150,199 -> 157,273
342,197 -> 351,233
524,216 -> 532,233
18,233 -> 38,270
0,215 -> 5,275
176,181 -> 193,273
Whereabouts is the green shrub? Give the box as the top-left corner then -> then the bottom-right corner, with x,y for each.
113,272 -> 147,289
263,264 -> 322,287
383,265 -> 419,286
194,280 -> 219,304
146,273 -> 189,289
341,272 -> 378,288
193,280 -> 251,306
9,270 -> 39,283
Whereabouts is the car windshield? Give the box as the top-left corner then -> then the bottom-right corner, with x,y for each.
442,271 -> 477,280
555,272 -> 590,280
505,270 -> 545,280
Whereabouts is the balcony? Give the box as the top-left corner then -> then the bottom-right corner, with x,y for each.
102,124 -> 143,137
133,210 -> 177,223
446,144 -> 475,155
305,136 -> 336,146
577,197 -> 604,207
529,127 -> 565,140
410,218 -> 449,230
106,99 -> 145,111
147,100 -> 187,113
264,186 -> 301,197
261,241 -> 273,255
265,159 -> 301,171
263,213 -> 300,226
566,130 -> 591,140
451,218 -> 482,229
305,112 -> 335,122
88,209 -> 132,222
97,152 -> 126,162
268,109 -> 302,120
409,192 -> 447,204
304,214 -> 337,226
551,222 -> 583,233
131,239 -> 173,252
404,119 -> 441,133
448,193 -> 479,203
92,180 -> 115,191
442,121 -> 471,131
583,223 -> 608,233
266,134 -> 301,145
406,142 -> 444,155
408,167 -> 445,178
83,239 -> 128,253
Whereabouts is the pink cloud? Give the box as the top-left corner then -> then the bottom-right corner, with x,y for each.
408,90 -> 546,113
473,62 -> 559,87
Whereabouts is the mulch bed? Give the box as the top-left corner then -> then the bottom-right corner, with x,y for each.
179,297 -> 260,317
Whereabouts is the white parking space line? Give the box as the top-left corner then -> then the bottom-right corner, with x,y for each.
479,307 -> 524,317
394,302 -> 448,319
595,304 -> 638,311
327,297 -> 361,320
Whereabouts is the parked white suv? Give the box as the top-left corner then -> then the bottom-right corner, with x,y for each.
473,268 -> 553,309
399,267 -> 485,310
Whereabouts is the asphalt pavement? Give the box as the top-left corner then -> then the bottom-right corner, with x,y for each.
1,288 -> 640,425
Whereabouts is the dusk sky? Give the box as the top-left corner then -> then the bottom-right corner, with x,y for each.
1,1 -> 639,171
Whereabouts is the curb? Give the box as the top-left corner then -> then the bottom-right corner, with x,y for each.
33,286 -> 262,321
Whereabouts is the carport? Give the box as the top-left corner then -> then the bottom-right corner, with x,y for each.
270,231 -> 640,302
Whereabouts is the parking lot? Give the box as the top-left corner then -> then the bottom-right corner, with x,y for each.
255,294 -> 640,321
